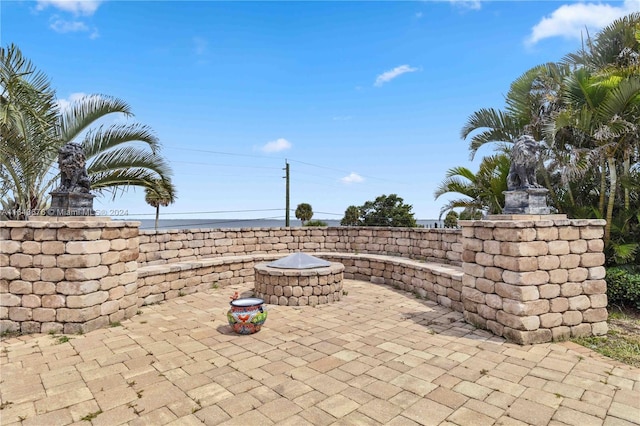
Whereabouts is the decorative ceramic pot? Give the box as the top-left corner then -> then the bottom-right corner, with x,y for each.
227,297 -> 267,335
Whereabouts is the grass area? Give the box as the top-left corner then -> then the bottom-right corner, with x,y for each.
573,307 -> 640,367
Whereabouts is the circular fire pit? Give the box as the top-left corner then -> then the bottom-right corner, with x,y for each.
254,253 -> 344,306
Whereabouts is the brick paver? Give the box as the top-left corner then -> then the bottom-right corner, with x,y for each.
1,279 -> 639,425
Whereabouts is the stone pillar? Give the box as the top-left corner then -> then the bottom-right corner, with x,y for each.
1,218 -> 140,334
460,215 -> 608,344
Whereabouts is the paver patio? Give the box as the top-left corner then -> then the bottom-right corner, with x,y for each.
1,280 -> 639,425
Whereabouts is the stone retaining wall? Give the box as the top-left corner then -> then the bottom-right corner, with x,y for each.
135,252 -> 463,312
0,219 -> 140,334
461,216 -> 608,344
137,227 -> 462,267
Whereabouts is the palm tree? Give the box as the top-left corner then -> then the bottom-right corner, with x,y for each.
550,68 -> 640,242
295,203 -> 313,226
145,178 -> 176,230
341,205 -> 360,226
1,44 -> 59,219
434,154 -> 510,219
0,44 -> 174,219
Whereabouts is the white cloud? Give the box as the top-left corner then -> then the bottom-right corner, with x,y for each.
49,17 -> 88,33
527,0 -> 640,45
450,0 -> 482,11
374,65 -> 418,87
340,172 -> 364,184
56,92 -> 88,112
37,0 -> 102,16
261,138 -> 292,153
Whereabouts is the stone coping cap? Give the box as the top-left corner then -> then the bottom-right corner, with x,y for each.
459,218 -> 606,227
138,226 -> 460,235
1,219 -> 140,228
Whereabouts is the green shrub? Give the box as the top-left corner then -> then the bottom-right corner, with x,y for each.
304,220 -> 328,227
607,266 -> 640,310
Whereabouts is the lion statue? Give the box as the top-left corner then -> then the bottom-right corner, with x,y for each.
56,142 -> 92,193
507,135 -> 542,191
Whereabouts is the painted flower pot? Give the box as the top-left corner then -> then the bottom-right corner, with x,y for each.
227,297 -> 267,335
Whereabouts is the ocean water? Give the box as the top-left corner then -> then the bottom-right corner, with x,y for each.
126,218 -> 444,230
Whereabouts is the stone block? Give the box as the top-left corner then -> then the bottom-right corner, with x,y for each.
580,226 -> 604,239
502,270 -> 549,286
475,252 -> 494,266
500,241 -> 548,256
477,304 -> 496,320
9,280 -> 32,294
580,253 -> 605,268
483,240 -> 501,255
494,255 -> 538,272
569,239 -> 588,254
21,267 -> 41,281
591,321 -> 608,336
550,297 -> 569,313
33,308 -> 56,322
42,241 -> 65,255
562,311 -> 582,326
42,295 -> 66,308
560,282 -> 582,297
582,308 -> 607,323
21,241 -> 41,254
539,312 -> 563,328
568,295 -> 590,310
33,255 -> 56,268
461,287 -> 485,304
503,328 -> 551,345
495,283 -> 539,301
10,253 -> 32,267
552,326 -> 571,341
34,228 -> 57,241
570,323 -> 592,338
0,266 -> 20,280
486,320 -> 504,336
57,254 -> 101,268
9,307 -> 32,321
587,239 -> 604,252
33,281 -> 56,294
0,293 -> 21,307
67,291 -> 109,308
493,228 -> 537,242
558,254 -> 581,269
65,265 -> 109,281
548,241 -> 570,255
21,294 -> 41,308
537,256 -> 560,270
589,294 -> 607,308
485,267 -> 503,282
548,269 -> 568,284
558,226 -> 580,240
536,227 -> 558,241
0,240 -> 21,254
538,284 -> 560,299
503,299 -> 549,316
462,263 -> 485,278
485,294 -> 502,309
58,228 -> 102,242
567,268 -> 588,282
475,278 -> 494,293
56,280 -> 100,295
496,310 -> 540,330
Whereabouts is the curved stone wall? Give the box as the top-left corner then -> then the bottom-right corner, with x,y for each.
137,227 -> 462,267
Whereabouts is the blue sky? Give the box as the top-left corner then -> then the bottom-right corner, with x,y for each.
3,0 -> 640,221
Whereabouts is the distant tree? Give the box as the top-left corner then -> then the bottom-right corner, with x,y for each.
341,205 -> 360,226
304,219 -> 328,227
145,178 -> 176,230
295,203 -> 313,225
459,207 -> 484,220
444,211 -> 459,228
358,194 -> 418,227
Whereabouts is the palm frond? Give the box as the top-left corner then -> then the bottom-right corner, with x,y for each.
59,95 -> 132,143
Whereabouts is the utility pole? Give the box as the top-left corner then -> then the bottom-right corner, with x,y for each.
284,160 -> 290,227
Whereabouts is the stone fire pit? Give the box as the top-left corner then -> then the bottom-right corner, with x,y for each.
254,253 -> 344,306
